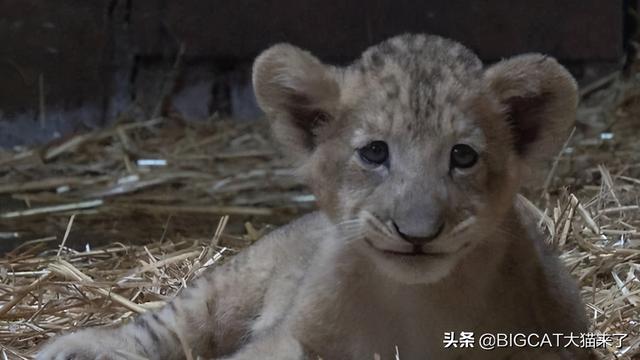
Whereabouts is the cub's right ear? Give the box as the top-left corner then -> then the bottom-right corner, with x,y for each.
252,44 -> 340,161
484,55 -> 578,164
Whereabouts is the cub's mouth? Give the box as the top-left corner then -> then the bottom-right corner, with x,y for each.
363,237 -> 449,258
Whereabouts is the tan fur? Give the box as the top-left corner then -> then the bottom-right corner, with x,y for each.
37,34 -> 592,360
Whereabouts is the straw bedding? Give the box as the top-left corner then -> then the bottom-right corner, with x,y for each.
0,74 -> 639,359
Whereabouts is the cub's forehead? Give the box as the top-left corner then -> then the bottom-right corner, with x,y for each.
355,34 -> 482,78
344,34 -> 485,143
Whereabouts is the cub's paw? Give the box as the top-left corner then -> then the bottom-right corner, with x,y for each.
36,330 -> 126,360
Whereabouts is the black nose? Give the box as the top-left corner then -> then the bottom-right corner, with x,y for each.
392,221 -> 444,245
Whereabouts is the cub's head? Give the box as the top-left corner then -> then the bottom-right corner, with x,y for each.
253,34 -> 577,284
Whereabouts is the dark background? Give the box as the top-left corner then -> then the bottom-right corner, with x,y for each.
0,0 -> 630,148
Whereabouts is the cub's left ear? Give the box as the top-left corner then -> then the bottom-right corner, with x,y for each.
484,54 -> 578,162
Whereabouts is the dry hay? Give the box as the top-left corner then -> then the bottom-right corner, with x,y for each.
1,74 -> 640,359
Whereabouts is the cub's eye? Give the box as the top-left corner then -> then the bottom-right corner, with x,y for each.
450,144 -> 478,169
358,141 -> 389,165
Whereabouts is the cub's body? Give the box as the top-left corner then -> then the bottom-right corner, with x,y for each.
38,34 -> 592,360
224,207 -> 588,360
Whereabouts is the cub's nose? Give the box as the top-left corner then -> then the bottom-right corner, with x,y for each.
392,221 -> 444,245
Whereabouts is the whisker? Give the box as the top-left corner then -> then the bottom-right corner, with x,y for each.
340,233 -> 362,242
337,221 -> 362,229
341,235 -> 363,244
336,219 -> 361,226
337,225 -> 362,235
451,216 -> 476,235
363,216 -> 386,232
494,227 -> 527,240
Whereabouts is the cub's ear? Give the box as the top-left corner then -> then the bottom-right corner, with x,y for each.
484,54 -> 577,162
252,44 -> 340,160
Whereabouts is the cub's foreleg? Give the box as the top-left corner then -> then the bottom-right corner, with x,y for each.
37,246 -> 276,360
218,328 -> 304,360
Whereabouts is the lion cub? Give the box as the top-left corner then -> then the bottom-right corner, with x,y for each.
38,34 -> 592,359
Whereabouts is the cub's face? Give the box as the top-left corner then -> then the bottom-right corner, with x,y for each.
253,34 -> 577,284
